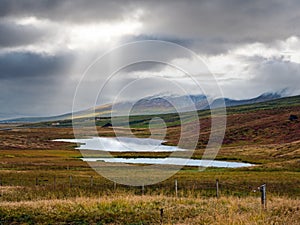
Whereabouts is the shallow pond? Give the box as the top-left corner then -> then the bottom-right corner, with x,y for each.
54,137 -> 183,152
54,137 -> 253,168
81,157 -> 253,168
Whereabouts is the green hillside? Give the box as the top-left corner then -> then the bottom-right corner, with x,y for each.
26,95 -> 300,129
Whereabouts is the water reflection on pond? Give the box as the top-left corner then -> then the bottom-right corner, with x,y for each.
54,137 -> 253,168
82,157 -> 253,168
54,137 -> 183,152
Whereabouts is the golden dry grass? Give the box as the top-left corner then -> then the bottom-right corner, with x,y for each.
0,195 -> 299,224
0,100 -> 299,224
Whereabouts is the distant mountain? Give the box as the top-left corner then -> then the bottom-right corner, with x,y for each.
114,92 -> 282,115
0,92 -> 283,123
210,93 -> 282,109
90,95 -> 209,117
0,113 -> 72,124
127,94 -> 209,115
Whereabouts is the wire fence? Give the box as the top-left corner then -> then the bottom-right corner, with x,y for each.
0,174 -> 267,206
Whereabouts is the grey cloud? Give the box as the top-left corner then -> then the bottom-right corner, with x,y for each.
0,51 -> 77,118
123,34 -> 244,56
0,0 -> 132,23
0,21 -> 47,47
0,51 -> 84,119
138,0 -> 300,54
81,40 -> 197,82
0,51 -> 74,79
0,0 -> 300,119
120,0 -> 300,55
122,35 -> 193,48
219,57 -> 300,99
121,61 -> 166,73
1,0 -> 300,54
0,78 -> 76,118
251,58 -> 300,91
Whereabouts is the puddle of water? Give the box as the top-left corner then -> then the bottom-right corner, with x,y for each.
54,137 -> 253,168
81,157 -> 253,168
54,137 -> 183,152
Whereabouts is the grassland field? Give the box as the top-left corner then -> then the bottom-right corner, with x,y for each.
0,96 -> 299,224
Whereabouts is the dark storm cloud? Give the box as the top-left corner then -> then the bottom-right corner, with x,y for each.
0,21 -> 46,47
141,0 -> 300,40
1,0 -> 300,54
0,0 -> 131,23
122,34 -> 243,56
121,61 -> 166,73
0,0 -> 300,119
0,51 -> 77,119
117,39 -> 193,73
0,77 -> 77,119
134,0 -> 296,56
81,40 -> 198,77
0,51 -> 73,79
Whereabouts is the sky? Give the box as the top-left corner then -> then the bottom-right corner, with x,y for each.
0,0 -> 300,119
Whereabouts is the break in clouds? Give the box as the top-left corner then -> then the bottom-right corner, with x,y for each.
0,0 -> 300,118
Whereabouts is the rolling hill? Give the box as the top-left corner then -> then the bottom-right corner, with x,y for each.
12,95 -> 300,151
0,92 -> 284,123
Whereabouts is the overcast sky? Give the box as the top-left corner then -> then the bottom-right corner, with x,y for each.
0,0 -> 300,119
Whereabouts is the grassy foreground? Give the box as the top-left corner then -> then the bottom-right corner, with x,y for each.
0,195 -> 299,225
0,97 -> 299,224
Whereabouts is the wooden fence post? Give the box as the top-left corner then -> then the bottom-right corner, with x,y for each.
35,177 -> 38,186
114,181 -> 117,191
53,176 -> 56,190
142,184 -> 145,195
259,184 -> 266,210
90,176 -> 93,188
175,179 -> 178,197
216,179 -> 219,198
160,208 -> 164,225
69,175 -> 72,188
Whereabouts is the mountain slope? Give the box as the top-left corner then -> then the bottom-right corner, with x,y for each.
210,93 -> 282,109
0,92 -> 284,123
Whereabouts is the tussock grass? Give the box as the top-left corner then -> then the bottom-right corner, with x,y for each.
0,195 -> 299,224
